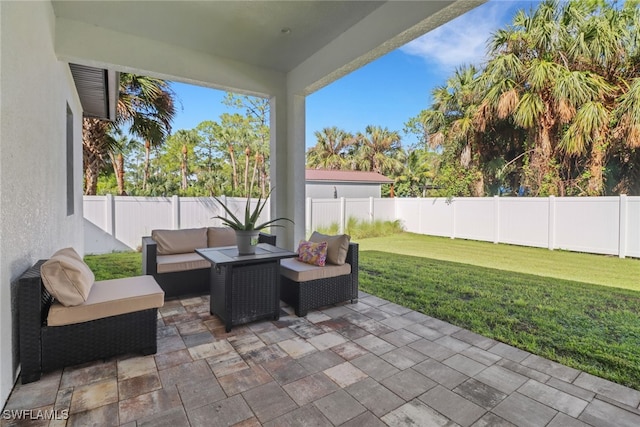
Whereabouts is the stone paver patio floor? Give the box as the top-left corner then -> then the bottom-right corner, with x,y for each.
3,291 -> 640,426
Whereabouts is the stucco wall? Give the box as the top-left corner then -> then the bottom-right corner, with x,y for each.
306,183 -> 381,199
0,1 -> 84,405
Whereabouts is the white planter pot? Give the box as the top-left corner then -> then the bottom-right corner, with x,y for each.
235,230 -> 260,255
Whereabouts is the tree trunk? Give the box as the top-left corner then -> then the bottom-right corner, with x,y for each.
460,145 -> 471,168
83,151 -> 101,195
260,165 -> 267,198
529,123 -> 556,195
229,145 -> 238,193
117,153 -> 125,195
472,175 -> 485,197
372,155 -> 381,174
587,139 -> 606,195
109,151 -> 127,195
250,152 -> 261,195
471,134 -> 484,196
82,117 -> 108,195
143,140 -> 151,191
244,147 -> 251,196
181,144 -> 188,191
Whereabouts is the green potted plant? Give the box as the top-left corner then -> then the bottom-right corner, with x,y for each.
214,191 -> 292,255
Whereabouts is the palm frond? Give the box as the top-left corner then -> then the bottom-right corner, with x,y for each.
514,93 -> 545,129
497,88 -> 519,119
559,101 -> 609,155
613,78 -> 640,148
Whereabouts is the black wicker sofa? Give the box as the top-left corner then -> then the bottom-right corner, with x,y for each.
17,258 -> 164,384
280,235 -> 359,317
142,227 -> 275,299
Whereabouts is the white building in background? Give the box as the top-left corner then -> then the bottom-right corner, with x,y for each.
306,169 -> 393,198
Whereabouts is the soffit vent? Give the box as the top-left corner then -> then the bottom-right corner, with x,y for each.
69,63 -> 118,121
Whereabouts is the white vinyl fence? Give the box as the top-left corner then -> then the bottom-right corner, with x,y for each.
83,195 -> 269,254
84,195 -> 640,258
394,196 -> 639,258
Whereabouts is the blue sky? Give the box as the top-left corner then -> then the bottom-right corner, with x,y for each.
169,1 -> 539,149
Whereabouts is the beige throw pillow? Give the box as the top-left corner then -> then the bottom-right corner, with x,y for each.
152,228 -> 208,255
40,247 -> 95,307
207,227 -> 236,247
309,231 -> 350,265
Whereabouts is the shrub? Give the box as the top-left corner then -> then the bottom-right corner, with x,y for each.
315,217 -> 403,239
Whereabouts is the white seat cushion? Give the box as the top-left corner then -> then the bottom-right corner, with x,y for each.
157,253 -> 211,273
280,258 -> 351,282
152,228 -> 208,255
309,231 -> 350,265
47,275 -> 164,326
207,227 -> 236,247
40,247 -> 94,307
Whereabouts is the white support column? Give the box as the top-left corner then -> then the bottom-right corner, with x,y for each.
270,84 -> 305,250
172,195 -> 180,229
619,194 -> 628,259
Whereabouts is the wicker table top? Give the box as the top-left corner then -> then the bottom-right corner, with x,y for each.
196,243 -> 296,267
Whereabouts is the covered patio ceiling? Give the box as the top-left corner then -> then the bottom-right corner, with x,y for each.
51,0 -> 485,248
55,1 -> 386,73
52,1 -> 483,90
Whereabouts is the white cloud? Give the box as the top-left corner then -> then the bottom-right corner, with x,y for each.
401,1 -> 534,71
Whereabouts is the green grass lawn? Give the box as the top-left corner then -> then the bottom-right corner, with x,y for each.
359,250 -> 640,390
357,232 -> 640,291
84,251 -> 141,280
85,232 -> 640,389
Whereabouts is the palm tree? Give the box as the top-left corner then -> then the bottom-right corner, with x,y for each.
613,78 -> 640,151
478,0 -> 639,195
171,130 -> 201,191
306,127 -> 354,170
395,147 -> 438,197
406,0 -> 639,196
196,120 -> 222,175
107,129 -> 139,195
569,0 -> 640,195
83,118 -> 112,195
223,93 -> 271,196
477,1 -> 574,195
82,73 -> 176,195
417,66 -> 488,195
217,113 -> 253,195
352,125 -> 406,176
119,74 -> 175,192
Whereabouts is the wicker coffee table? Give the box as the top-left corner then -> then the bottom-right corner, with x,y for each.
196,244 -> 296,332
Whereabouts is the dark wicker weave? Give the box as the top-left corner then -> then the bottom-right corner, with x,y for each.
280,242 -> 359,317
18,261 -> 158,384
142,232 -> 276,299
210,260 -> 281,332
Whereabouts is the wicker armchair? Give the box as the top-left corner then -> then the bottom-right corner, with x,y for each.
280,242 -> 359,317
17,261 -> 159,384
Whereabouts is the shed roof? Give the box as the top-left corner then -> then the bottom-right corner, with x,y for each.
306,169 -> 393,184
